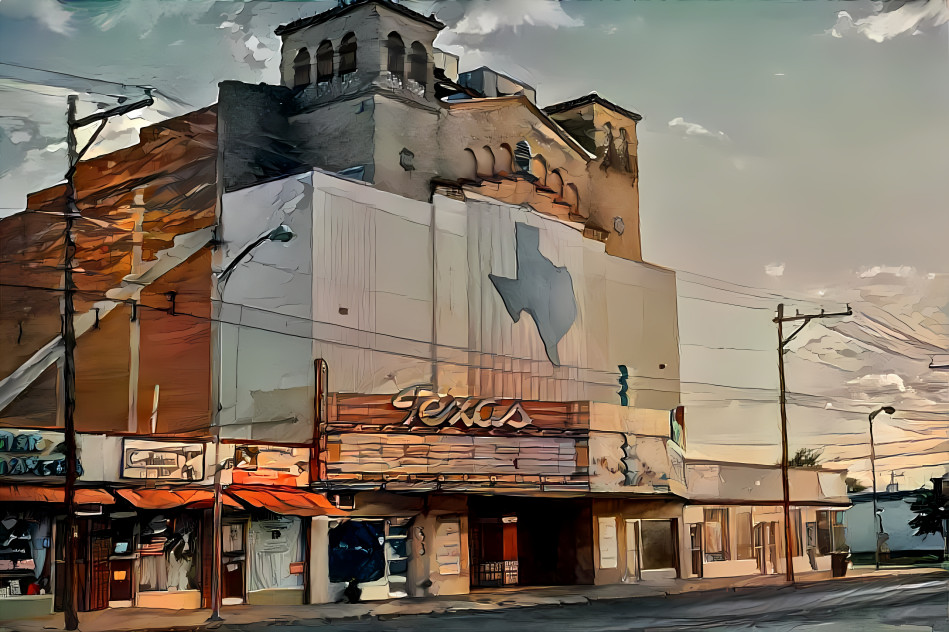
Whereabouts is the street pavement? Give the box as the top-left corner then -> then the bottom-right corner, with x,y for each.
1,567 -> 946,632
223,573 -> 949,632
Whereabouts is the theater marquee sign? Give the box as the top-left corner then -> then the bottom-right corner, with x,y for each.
327,388 -> 587,436
392,385 -> 532,429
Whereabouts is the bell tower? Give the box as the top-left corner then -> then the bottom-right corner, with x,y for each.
275,0 -> 444,107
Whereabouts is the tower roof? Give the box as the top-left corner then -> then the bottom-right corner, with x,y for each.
275,0 -> 445,36
544,92 -> 642,122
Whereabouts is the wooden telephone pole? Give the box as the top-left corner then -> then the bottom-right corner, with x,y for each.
62,92 -> 152,630
774,303 -> 851,583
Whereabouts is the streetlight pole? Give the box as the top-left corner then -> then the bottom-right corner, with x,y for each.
868,405 -> 895,571
208,222 -> 294,621
62,92 -> 152,630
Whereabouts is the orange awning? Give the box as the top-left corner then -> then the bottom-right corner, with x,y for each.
0,485 -> 114,505
226,486 -> 346,517
117,488 -> 241,510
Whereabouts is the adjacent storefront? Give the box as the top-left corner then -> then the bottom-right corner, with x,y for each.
684,462 -> 852,578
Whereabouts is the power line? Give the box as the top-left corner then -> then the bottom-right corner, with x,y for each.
5,282 -> 949,423
0,61 -> 192,108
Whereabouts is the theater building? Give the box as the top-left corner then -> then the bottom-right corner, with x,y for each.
218,162 -> 685,599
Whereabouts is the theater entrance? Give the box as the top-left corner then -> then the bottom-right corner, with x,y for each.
468,496 -> 592,588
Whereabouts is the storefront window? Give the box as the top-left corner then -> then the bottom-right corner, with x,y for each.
703,508 -> 729,562
248,516 -> 304,592
329,520 -> 385,584
0,512 -> 51,598
831,511 -> 847,551
640,519 -> 676,570
138,514 -> 199,592
816,510 -> 833,555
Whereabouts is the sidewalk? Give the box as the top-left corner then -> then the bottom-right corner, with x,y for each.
2,566 -> 945,632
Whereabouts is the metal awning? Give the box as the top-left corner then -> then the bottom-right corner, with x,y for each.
226,485 -> 346,517
0,484 -> 114,504
117,487 -> 240,510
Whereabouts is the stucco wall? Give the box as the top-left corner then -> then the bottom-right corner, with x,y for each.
220,171 -> 679,431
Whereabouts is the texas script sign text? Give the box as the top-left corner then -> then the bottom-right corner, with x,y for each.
392,385 -> 532,429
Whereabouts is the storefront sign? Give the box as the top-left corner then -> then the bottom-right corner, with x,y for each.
121,439 -> 205,481
391,385 -> 532,429
0,430 -> 81,477
232,445 -> 309,486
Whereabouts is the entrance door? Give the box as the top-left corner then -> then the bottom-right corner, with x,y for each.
502,517 -> 519,585
754,522 -> 779,575
689,524 -> 703,578
767,522 -> 779,575
470,517 -> 518,587
86,521 -> 111,611
753,522 -> 766,574
221,522 -> 246,604
625,519 -> 641,582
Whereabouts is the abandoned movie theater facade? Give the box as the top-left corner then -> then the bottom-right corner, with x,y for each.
0,0 -> 849,615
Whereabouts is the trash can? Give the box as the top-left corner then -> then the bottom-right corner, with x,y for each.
830,552 -> 849,577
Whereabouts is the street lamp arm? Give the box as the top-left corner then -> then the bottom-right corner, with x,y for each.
216,224 -> 294,287
217,234 -> 268,284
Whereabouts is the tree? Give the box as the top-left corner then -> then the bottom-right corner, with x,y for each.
907,485 -> 948,540
846,477 -> 867,493
788,448 -> 822,467
907,482 -> 948,561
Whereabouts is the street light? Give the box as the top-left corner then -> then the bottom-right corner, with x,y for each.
217,224 -> 295,287
208,222 -> 294,622
868,405 -> 896,571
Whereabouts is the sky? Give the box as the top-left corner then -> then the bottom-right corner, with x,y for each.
0,0 -> 947,490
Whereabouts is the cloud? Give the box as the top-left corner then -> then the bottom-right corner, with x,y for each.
765,263 -> 786,277
449,0 -> 583,35
827,1 -> 949,43
668,117 -> 729,141
858,265 -> 916,279
0,0 -> 73,34
847,372 -> 907,393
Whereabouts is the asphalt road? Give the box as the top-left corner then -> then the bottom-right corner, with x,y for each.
216,576 -> 949,632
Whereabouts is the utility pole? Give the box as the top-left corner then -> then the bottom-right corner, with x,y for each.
774,303 -> 851,583
62,92 -> 152,630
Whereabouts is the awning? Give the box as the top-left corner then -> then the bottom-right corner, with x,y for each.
117,488 -> 241,510
0,485 -> 115,504
226,486 -> 346,517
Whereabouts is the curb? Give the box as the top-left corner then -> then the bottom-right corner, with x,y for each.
3,570 -> 946,632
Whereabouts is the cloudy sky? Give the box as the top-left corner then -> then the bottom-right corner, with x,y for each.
1,0 -> 947,489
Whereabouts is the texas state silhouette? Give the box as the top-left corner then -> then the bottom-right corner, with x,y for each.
489,222 -> 578,366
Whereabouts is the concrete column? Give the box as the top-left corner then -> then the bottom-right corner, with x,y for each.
309,517 -> 331,604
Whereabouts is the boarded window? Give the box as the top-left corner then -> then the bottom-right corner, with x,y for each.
386,32 -> 405,79
736,511 -> 754,559
293,48 -> 310,87
597,517 -> 617,569
640,519 -> 677,570
789,509 -> 804,557
316,40 -> 333,82
339,33 -> 357,77
704,508 -> 729,561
